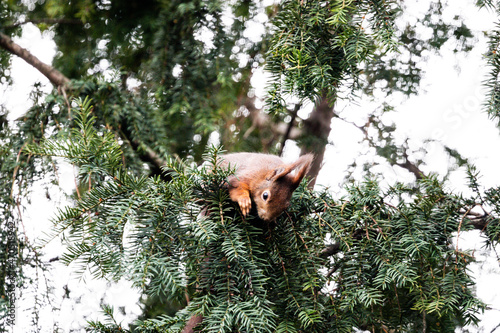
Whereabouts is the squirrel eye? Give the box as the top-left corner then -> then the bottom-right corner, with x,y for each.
262,191 -> 269,201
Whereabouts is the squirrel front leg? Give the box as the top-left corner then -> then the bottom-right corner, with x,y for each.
227,177 -> 252,216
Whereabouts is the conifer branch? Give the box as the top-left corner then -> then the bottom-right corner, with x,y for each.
0,31 -> 168,178
320,242 -> 340,258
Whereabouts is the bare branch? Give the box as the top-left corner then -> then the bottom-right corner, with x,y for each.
240,96 -> 301,143
140,143 -> 168,169
279,103 -> 301,155
460,206 -> 493,231
181,314 -> 203,333
320,242 -> 340,258
0,32 -> 70,88
118,128 -> 168,178
395,160 -> 423,180
4,18 -> 82,29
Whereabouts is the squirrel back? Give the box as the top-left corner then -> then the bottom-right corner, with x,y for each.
218,153 -> 314,221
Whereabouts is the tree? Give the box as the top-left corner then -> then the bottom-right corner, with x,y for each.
1,0 -> 500,332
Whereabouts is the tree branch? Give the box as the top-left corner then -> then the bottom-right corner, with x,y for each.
460,206 -> 495,231
0,32 -> 70,88
181,314 -> 203,333
395,160 -> 423,180
394,146 -> 424,180
0,31 -> 170,177
279,103 -> 301,156
301,92 -> 335,188
342,115 -> 425,180
118,127 -> 168,178
4,18 -> 82,29
139,143 -> 168,170
241,96 -> 301,143
320,242 -> 340,258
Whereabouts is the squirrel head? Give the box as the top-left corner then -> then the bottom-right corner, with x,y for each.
252,154 -> 314,221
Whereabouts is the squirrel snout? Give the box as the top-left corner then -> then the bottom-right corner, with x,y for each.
256,202 -> 286,222
257,208 -> 272,221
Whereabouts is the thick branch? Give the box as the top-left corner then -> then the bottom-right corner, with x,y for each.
301,93 -> 335,188
140,143 -> 168,170
461,207 -> 494,231
396,159 -> 424,180
0,32 -> 70,88
395,147 -> 424,180
119,127 -> 168,178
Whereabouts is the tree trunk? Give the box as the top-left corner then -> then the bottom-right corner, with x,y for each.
301,93 -> 335,188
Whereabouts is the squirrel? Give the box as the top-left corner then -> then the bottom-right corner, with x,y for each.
218,153 -> 314,221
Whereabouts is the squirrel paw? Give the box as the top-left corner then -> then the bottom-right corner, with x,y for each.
238,196 -> 251,216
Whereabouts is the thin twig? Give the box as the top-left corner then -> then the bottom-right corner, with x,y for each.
4,18 -> 82,29
279,103 -> 301,155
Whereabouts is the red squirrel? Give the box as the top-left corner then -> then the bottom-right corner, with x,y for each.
218,153 -> 314,221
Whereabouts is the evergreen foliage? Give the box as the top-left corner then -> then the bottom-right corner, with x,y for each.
27,100 -> 488,331
266,0 -> 398,112
485,15 -> 500,120
1,0 -> 500,332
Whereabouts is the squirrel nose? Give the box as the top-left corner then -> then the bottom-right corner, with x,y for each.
258,209 -> 271,221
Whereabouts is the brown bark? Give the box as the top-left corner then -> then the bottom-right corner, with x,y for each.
395,147 -> 424,180
320,242 -> 340,258
461,208 -> 492,231
181,314 -> 203,333
300,93 -> 335,188
396,159 -> 423,180
0,32 -> 70,88
122,130 -> 168,177
241,96 -> 302,147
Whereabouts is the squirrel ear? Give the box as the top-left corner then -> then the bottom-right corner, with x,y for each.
266,167 -> 286,181
289,153 -> 314,187
267,154 -> 314,185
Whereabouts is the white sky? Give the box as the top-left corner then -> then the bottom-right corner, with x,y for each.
2,1 -> 500,332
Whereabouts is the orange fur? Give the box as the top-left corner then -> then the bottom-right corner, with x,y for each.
219,153 -> 314,221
